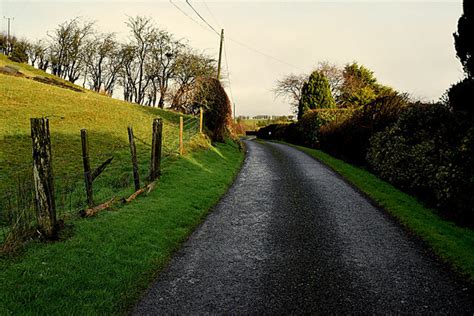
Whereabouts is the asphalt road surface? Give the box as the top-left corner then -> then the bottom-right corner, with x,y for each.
134,139 -> 474,314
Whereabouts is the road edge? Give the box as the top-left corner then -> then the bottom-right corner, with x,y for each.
270,140 -> 474,288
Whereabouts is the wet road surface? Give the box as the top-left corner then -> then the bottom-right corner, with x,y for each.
133,139 -> 474,314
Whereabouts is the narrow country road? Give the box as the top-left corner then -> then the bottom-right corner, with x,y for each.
133,139 -> 474,314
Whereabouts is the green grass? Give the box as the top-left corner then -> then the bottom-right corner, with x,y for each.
0,54 -> 204,231
0,140 -> 244,315
0,54 -> 245,313
287,143 -> 474,283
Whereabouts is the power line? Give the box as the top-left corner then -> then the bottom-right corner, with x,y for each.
226,36 -> 304,71
169,0 -> 216,35
201,0 -> 221,28
185,0 -> 220,36
177,1 -> 301,71
189,1 -> 302,71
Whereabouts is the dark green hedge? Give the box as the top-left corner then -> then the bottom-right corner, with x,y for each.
319,94 -> 408,164
367,103 -> 474,225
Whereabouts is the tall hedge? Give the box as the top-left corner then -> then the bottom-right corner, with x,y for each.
367,103 -> 473,225
192,77 -> 232,142
298,71 -> 335,120
319,93 -> 409,164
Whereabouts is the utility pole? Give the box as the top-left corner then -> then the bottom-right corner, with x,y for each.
233,102 -> 236,121
3,16 -> 14,55
217,29 -> 224,80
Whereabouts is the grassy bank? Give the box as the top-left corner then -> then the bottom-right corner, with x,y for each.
0,140 -> 244,314
0,54 -> 203,235
288,143 -> 474,283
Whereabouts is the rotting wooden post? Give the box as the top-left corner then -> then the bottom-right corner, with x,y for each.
128,126 -> 140,191
81,129 -> 94,207
199,107 -> 203,134
179,116 -> 184,155
149,118 -> 163,181
31,118 -> 57,238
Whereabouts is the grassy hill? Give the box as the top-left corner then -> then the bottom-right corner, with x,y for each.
0,54 -> 204,233
0,54 -> 245,314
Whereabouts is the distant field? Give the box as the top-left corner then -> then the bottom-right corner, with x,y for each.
0,54 -> 204,228
234,118 -> 292,135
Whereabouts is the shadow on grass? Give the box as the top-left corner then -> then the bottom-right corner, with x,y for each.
0,131 -> 152,236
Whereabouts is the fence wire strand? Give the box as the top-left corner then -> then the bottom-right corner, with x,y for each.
1,114 -> 203,245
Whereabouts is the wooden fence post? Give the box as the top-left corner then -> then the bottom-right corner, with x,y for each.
149,118 -> 163,181
199,107 -> 203,134
128,126 -> 140,191
179,116 -> 184,155
81,129 -> 94,207
31,118 -> 57,238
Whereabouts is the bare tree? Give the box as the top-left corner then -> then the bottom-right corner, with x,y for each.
145,31 -> 184,108
125,16 -> 156,105
48,18 -> 95,83
118,44 -> 138,102
26,39 -> 48,69
84,33 -> 121,95
273,73 -> 307,112
315,61 -> 343,100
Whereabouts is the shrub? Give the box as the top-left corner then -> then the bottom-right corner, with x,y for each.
256,109 -> 353,147
320,93 -> 409,164
298,108 -> 354,148
192,77 -> 232,142
367,103 -> 473,225
10,39 -> 30,63
256,123 -> 292,141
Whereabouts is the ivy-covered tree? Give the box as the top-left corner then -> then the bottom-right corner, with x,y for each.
297,71 -> 335,119
192,77 -> 232,142
454,0 -> 474,78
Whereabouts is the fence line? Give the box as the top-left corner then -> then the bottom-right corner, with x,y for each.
1,111 -> 205,247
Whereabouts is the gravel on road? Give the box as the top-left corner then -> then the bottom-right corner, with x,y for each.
133,139 -> 474,314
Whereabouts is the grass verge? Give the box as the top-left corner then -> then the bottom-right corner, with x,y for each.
286,142 -> 474,283
0,140 -> 244,314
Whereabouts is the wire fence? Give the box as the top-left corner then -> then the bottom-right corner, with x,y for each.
0,115 -> 202,247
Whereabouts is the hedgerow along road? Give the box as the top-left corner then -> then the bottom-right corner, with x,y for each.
134,139 -> 474,314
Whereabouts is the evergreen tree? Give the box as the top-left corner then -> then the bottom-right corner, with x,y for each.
448,0 -> 474,115
298,71 -> 335,119
454,0 -> 474,78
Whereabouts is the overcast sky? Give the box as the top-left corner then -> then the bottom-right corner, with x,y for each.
0,0 -> 464,116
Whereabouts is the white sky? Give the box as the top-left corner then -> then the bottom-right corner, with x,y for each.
0,0 -> 464,116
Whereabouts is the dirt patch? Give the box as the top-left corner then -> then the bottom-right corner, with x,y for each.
0,65 -> 25,77
32,77 -> 83,93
